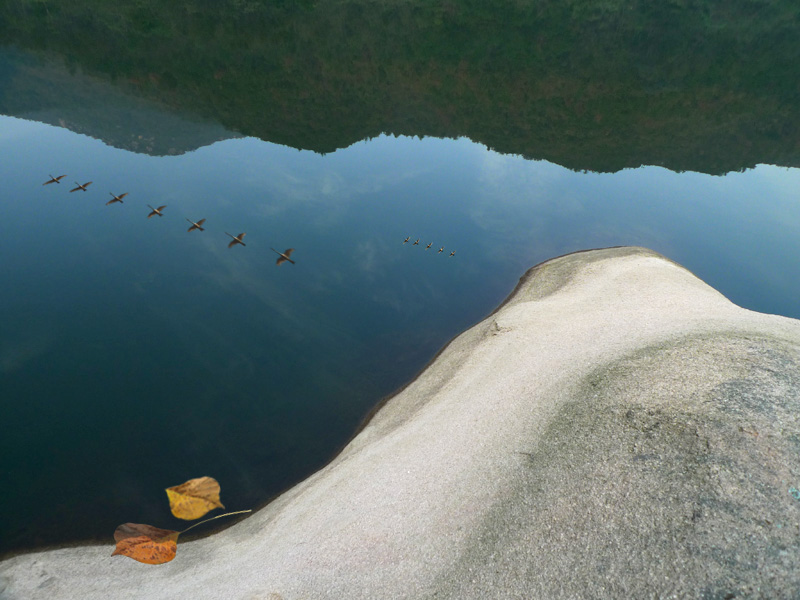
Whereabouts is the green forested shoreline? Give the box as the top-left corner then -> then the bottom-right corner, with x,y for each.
1,0 -> 798,172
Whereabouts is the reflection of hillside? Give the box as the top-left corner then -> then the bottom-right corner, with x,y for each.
1,0 -> 798,172
0,49 -> 237,155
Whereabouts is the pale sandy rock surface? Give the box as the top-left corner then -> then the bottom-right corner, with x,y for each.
2,247 -> 800,599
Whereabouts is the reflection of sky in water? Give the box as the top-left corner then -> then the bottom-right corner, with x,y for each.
2,115 -> 800,553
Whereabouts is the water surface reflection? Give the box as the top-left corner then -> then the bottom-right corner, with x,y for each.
2,115 -> 800,555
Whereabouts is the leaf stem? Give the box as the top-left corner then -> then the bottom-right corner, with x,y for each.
179,509 -> 252,535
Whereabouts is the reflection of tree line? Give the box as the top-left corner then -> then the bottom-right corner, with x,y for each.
2,0 -> 799,173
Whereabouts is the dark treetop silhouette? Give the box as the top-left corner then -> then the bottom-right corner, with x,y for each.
2,0 -> 799,174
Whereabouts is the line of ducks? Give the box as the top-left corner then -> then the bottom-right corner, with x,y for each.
403,236 -> 456,257
42,174 -> 295,266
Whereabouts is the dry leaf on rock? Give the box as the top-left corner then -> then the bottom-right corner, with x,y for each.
111,523 -> 180,564
166,476 -> 225,520
111,509 -> 252,566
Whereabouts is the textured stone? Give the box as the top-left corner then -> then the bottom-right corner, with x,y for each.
2,247 -> 799,600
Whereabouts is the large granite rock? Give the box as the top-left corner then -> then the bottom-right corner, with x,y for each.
2,247 -> 799,599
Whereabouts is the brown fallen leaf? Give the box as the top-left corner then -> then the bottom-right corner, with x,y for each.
166,476 -> 225,520
111,510 -> 252,565
111,523 -> 179,565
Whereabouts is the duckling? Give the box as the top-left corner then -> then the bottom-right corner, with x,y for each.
449,250 -> 456,257
106,192 -> 128,205
270,247 -> 295,265
69,181 -> 92,193
147,204 -> 167,218
43,174 -> 66,185
425,242 -> 432,250
225,232 -> 246,248
412,238 -> 420,246
186,218 -> 206,232
438,246 -> 444,253
403,236 -> 410,244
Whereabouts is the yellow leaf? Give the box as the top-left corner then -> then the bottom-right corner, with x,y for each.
165,476 -> 225,520
111,523 -> 179,565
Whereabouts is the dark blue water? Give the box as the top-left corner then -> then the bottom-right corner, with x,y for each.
2,111 -> 800,553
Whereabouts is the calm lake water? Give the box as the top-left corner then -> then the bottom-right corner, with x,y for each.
1,1 -> 800,556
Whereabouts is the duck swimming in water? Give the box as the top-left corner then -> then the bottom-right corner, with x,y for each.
106,192 -> 128,205
43,174 -> 66,185
225,232 -> 246,248
147,205 -> 167,218
70,181 -> 92,192
270,247 -> 295,265
186,218 -> 206,232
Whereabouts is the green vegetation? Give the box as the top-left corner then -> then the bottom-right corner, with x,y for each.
0,47 -> 237,155
1,0 -> 798,172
